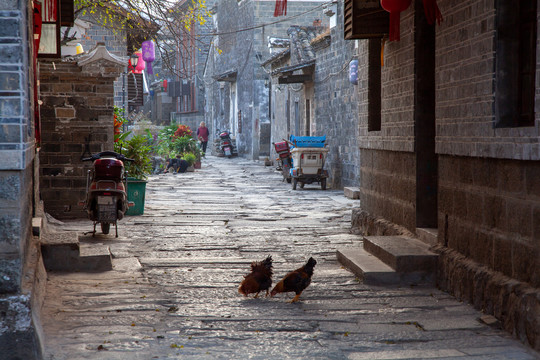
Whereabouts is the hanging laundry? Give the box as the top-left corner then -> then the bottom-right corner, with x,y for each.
274,0 -> 287,17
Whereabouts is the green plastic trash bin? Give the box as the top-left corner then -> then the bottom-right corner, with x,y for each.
126,178 -> 147,215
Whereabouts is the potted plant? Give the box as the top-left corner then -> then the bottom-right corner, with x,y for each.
182,152 -> 197,172
115,132 -> 152,215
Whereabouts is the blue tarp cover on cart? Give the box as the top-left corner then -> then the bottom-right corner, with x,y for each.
289,135 -> 326,148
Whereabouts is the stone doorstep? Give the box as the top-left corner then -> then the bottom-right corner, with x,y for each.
78,244 -> 113,272
337,247 -> 436,286
337,248 -> 399,285
344,187 -> 360,199
40,231 -> 112,272
363,236 -> 438,273
416,227 -> 438,246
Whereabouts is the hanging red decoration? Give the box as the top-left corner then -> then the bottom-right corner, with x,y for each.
380,0 -> 412,41
274,0 -> 287,17
423,0 -> 442,25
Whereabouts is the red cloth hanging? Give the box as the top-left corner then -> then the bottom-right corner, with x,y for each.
380,0 -> 412,41
274,0 -> 287,17
423,0 -> 442,25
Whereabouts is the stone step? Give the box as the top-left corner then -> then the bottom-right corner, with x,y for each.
40,231 -> 112,272
78,244 -> 113,272
363,236 -> 438,273
337,247 -> 436,286
343,187 -> 360,200
337,247 -> 400,285
416,227 -> 438,246
40,231 -> 80,272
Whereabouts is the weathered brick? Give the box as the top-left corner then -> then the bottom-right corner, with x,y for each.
525,163 -> 540,198
55,107 -> 76,118
53,83 -> 73,93
483,194 -> 506,231
498,161 -> 525,195
492,235 -> 512,276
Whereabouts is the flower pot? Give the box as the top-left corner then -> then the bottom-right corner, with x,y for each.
126,177 -> 147,215
194,161 -> 201,169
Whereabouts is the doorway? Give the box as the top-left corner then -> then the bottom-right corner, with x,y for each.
414,0 -> 438,230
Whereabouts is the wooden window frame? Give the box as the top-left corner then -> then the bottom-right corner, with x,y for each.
494,0 -> 537,128
368,38 -> 381,132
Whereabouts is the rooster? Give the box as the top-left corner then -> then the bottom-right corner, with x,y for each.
238,255 -> 273,298
271,257 -> 316,303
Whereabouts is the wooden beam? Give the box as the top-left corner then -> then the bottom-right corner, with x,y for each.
278,74 -> 312,84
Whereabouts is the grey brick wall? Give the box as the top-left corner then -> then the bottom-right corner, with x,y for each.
78,10 -> 128,108
312,4 -> 360,188
357,8 -> 415,153
0,5 -> 35,294
0,2 -> 41,358
39,61 -> 116,219
435,0 -> 540,160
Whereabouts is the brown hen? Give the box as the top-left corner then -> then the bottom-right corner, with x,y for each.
238,255 -> 273,298
270,257 -> 316,303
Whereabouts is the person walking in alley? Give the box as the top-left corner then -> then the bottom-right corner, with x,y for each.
197,121 -> 209,156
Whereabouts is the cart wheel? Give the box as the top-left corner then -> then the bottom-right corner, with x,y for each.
292,178 -> 297,190
101,222 -> 110,234
286,177 -> 292,183
321,178 -> 327,190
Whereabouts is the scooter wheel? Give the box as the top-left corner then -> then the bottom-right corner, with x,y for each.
101,223 -> 110,234
292,178 -> 297,190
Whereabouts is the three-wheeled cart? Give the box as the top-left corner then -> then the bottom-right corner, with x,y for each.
289,135 -> 329,190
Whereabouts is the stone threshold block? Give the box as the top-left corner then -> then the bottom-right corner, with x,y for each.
40,231 -> 112,272
344,187 -> 360,199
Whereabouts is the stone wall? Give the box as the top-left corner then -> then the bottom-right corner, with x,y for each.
312,2 -> 360,188
432,1 -> 540,350
438,156 -> 539,288
435,0 -> 540,160
357,8 -> 415,153
77,10 -> 128,107
0,2 -> 35,295
354,4 -> 415,215
0,1 -> 42,358
39,60 -> 117,219
359,149 -> 416,231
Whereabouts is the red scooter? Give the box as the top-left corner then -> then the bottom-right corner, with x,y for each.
219,130 -> 234,158
273,140 -> 292,183
80,151 -> 134,237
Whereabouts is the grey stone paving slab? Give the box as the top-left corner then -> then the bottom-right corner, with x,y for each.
40,156 -> 540,360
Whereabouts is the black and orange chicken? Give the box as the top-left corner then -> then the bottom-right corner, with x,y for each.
271,257 -> 316,303
238,255 -> 273,298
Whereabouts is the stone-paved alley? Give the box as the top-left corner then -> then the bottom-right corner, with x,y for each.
40,156 -> 539,360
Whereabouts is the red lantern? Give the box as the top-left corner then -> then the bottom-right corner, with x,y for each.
380,0 -> 412,41
423,0 -> 442,25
